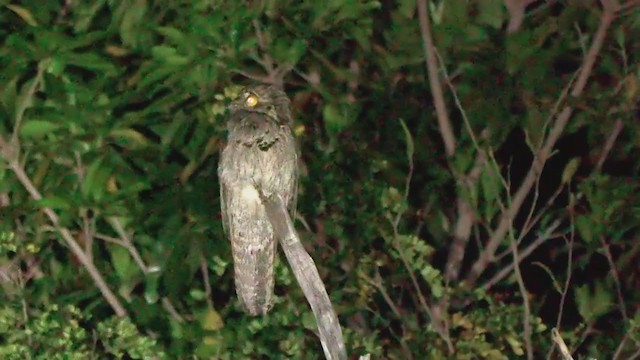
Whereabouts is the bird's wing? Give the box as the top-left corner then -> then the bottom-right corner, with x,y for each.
220,180 -> 230,237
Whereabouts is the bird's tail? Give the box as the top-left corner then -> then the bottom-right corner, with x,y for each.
231,232 -> 277,316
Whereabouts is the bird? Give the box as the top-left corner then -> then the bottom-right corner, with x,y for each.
217,85 -> 298,315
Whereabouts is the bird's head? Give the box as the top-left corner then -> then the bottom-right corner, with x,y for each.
228,85 -> 292,126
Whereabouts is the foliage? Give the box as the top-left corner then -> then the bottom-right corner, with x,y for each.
1,0 -> 639,358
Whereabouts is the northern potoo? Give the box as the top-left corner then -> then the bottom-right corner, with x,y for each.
218,85 -> 298,315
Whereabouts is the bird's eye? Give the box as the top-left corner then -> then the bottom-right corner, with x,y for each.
245,94 -> 259,108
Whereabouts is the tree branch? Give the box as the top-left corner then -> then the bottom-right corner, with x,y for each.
416,0 -> 456,156
260,193 -> 347,360
464,6 -> 616,287
595,119 -> 623,172
0,138 -> 127,316
11,59 -> 47,148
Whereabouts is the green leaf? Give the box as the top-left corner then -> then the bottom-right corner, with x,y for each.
200,308 -> 224,331
109,128 -> 150,149
505,334 -> 524,356
20,120 -> 61,138
399,118 -> 414,163
60,52 -> 117,75
5,4 -> 38,27
398,0 -> 416,18
561,157 -> 580,184
151,46 -> 190,66
286,39 -> 307,66
575,215 -> 594,244
110,245 -> 137,281
575,281 -> 613,322
189,289 -> 207,301
477,0 -> 504,29
301,311 -> 317,330
420,265 -> 444,298
323,103 -> 353,133
35,196 -> 72,211
155,26 -> 186,44
74,0 -> 107,33
380,187 -> 405,214
144,272 -> 161,304
119,0 -> 148,48
1,76 -> 17,115
82,156 -> 111,201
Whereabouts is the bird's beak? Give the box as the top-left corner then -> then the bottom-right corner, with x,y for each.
227,102 -> 240,113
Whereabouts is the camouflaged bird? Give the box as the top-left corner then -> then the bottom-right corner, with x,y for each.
218,85 -> 298,315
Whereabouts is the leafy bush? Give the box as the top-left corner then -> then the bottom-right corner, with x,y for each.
1,0 -> 639,358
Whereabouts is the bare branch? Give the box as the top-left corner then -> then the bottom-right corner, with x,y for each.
11,60 -> 47,147
108,217 -> 149,273
161,298 -> 185,323
600,236 -> 628,321
485,115 -> 626,291
595,119 -> 623,172
416,0 -> 456,156
252,20 -> 285,89
482,219 -> 563,291
0,143 -> 127,316
618,0 -> 640,14
201,255 -> 214,310
551,328 -> 575,360
260,193 -> 347,360
102,218 -> 186,323
434,50 -> 487,283
504,0 -> 536,34
363,271 -> 414,360
547,216 -> 576,359
508,227 -> 533,359
464,7 -> 617,287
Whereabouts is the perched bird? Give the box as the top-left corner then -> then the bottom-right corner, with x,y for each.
218,85 -> 298,315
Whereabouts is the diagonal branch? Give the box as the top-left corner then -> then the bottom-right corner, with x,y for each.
464,6 -> 617,288
416,0 -> 456,156
260,193 -> 347,360
0,136 -> 127,316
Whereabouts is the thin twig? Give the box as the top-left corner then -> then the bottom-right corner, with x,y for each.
508,224 -> 533,359
252,20 -> 286,89
618,0 -> 640,14
618,236 -> 640,272
103,218 -> 186,323
0,147 -> 127,316
161,298 -> 185,323
200,255 -> 214,310
465,7 -> 616,287
600,236 -> 628,321
595,119 -> 623,172
390,119 -> 454,352
504,0 -> 536,34
630,347 -> 640,360
613,333 -> 630,360
108,217 -> 149,273
487,107 -> 628,294
570,321 -> 596,355
482,219 -> 563,291
547,214 -> 576,360
363,271 -> 414,360
11,60 -> 47,147
556,224 -> 575,329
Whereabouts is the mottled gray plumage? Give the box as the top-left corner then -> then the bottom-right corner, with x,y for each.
218,85 -> 298,315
